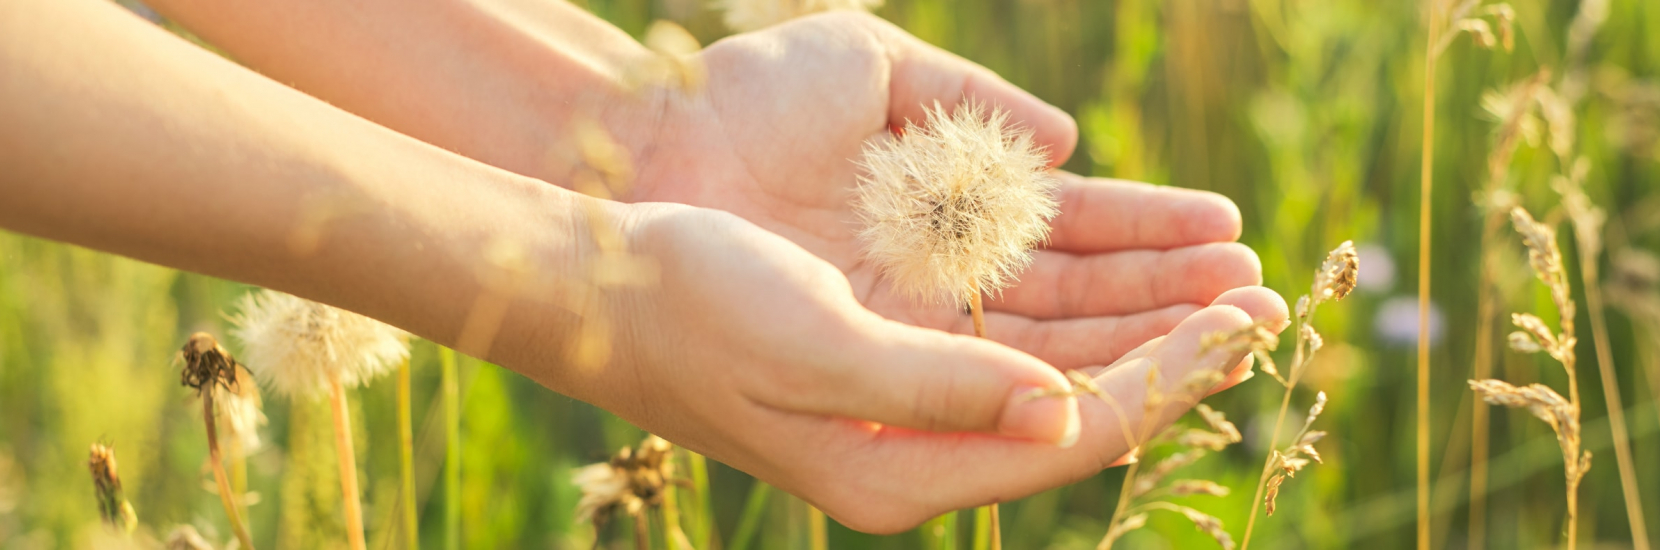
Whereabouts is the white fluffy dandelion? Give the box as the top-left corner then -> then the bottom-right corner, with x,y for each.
231,289 -> 408,399
854,100 -> 1060,306
230,289 -> 407,550
719,0 -> 883,33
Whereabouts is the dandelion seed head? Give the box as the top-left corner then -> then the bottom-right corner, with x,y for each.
574,435 -> 676,526
719,0 -> 883,32
230,290 -> 409,399
855,100 -> 1059,306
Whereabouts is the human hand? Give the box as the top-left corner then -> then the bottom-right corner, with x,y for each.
546,203 -> 1287,533
622,13 -> 1274,381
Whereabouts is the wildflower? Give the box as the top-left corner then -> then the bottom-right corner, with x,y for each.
719,0 -> 883,32
177,333 -> 258,550
231,289 -> 408,399
854,100 -> 1059,306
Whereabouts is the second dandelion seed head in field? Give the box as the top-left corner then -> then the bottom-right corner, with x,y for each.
230,289 -> 409,399
854,100 -> 1059,306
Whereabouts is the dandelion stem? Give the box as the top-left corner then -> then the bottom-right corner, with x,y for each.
1578,236 -> 1652,549
1468,212 -> 1505,550
965,285 -> 1001,550
441,346 -> 461,550
204,391 -> 257,550
634,512 -> 651,550
398,358 -> 419,549
329,372 -> 368,550
1415,2 -> 1443,548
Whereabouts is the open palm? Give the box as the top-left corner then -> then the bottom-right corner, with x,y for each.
629,13 -> 1270,372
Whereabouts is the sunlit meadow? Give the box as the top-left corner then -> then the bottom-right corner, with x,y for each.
2,0 -> 1659,548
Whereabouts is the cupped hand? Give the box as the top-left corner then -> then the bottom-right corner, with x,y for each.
572,203 -> 1287,534
626,13 -> 1272,375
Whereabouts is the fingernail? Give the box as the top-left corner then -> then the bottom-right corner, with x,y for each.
1000,386 -> 1080,448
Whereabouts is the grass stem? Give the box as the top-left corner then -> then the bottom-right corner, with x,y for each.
729,479 -> 772,550
809,505 -> 827,550
399,358 -> 419,549
1416,2 -> 1442,548
441,346 -> 461,550
1578,236 -> 1652,549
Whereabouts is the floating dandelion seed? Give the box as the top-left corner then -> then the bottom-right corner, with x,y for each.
231,290 -> 409,399
855,100 -> 1059,306
718,0 -> 883,32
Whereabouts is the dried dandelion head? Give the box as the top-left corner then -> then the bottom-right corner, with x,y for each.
88,443 -> 137,533
719,0 -> 883,32
574,435 -> 677,527
179,332 -> 240,396
1312,240 -> 1360,303
230,290 -> 409,399
855,100 -> 1060,306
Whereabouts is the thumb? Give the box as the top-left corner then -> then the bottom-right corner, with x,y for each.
883,32 -> 1078,167
781,318 -> 1081,447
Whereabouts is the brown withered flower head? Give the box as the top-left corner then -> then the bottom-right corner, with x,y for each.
573,435 -> 678,529
88,443 -> 137,533
179,332 -> 240,396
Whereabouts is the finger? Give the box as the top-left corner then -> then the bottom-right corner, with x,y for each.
759,315 -> 1082,447
878,24 -> 1077,167
962,305 -> 1198,370
801,302 -> 1277,532
1047,172 -> 1244,252
992,243 -> 1263,319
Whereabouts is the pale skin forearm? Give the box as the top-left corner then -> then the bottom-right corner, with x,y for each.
140,0 -> 658,183
0,0 -> 599,384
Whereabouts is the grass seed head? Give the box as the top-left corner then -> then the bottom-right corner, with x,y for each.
855,100 -> 1059,306
1313,240 -> 1360,304
88,443 -> 136,533
231,290 -> 410,400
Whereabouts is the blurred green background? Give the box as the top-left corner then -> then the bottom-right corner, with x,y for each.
3,0 -> 1659,548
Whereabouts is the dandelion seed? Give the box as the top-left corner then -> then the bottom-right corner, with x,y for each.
719,0 -> 883,32
231,290 -> 409,399
854,100 -> 1059,306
